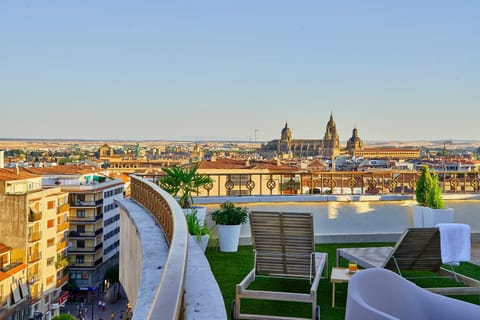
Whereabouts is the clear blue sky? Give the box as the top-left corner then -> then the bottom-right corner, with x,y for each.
1,1 -> 479,142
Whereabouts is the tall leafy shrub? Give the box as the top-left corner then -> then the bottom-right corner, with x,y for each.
416,166 -> 432,206
426,172 -> 445,209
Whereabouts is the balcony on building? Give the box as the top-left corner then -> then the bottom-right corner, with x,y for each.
68,227 -> 103,238
56,239 -> 68,252
69,208 -> 103,223
27,231 -> 42,243
69,254 -> 103,268
68,193 -> 104,208
27,270 -> 41,285
28,210 -> 42,222
55,255 -> 69,271
68,243 -> 102,254
56,221 -> 70,233
1,259 -> 24,273
27,252 -> 42,264
57,203 -> 70,214
56,273 -> 69,288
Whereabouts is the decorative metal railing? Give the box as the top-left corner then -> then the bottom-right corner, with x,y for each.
130,175 -> 188,320
171,171 -> 480,197
58,203 -> 70,214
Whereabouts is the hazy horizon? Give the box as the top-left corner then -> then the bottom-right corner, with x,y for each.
1,137 -> 479,145
2,1 -> 479,142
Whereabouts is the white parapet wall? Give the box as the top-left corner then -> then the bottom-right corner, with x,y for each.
117,198 -> 226,320
196,195 -> 480,244
117,199 -> 168,320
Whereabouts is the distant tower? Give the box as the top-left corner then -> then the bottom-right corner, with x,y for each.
322,114 -> 340,158
190,143 -> 203,163
135,142 -> 140,159
278,123 -> 293,158
346,127 -> 364,158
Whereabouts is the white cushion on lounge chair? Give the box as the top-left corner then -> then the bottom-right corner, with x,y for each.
345,268 -> 480,320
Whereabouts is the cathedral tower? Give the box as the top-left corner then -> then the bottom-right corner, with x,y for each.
322,114 -> 340,158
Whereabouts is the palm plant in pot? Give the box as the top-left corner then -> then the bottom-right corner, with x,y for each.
210,201 -> 248,252
186,212 -> 213,252
158,164 -> 213,224
413,165 -> 454,227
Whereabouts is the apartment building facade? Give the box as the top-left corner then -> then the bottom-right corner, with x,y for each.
0,168 -> 70,319
26,167 -> 124,294
0,243 -> 29,320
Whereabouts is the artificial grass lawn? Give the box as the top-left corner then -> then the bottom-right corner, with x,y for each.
206,243 -> 480,320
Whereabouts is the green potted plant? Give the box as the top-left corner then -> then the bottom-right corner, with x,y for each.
186,211 -> 213,252
158,164 -> 213,224
413,165 -> 454,227
210,201 -> 248,252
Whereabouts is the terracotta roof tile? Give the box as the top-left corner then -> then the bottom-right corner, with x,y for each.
0,243 -> 12,254
24,165 -> 100,175
0,168 -> 40,181
198,158 -> 297,171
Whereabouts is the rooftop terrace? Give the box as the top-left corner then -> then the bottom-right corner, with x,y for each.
118,175 -> 480,319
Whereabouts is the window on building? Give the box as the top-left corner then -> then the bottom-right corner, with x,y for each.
76,255 -> 84,264
77,225 -> 85,233
46,276 -> 54,285
47,201 -> 55,209
47,219 -> 54,228
47,238 -> 55,247
76,210 -> 86,218
47,257 -> 54,266
77,240 -> 85,248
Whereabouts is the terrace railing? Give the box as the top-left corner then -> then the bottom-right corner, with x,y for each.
143,171 -> 479,197
130,175 -> 188,320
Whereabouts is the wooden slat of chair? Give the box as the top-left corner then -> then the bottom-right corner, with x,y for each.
384,228 -> 442,272
251,211 -> 315,278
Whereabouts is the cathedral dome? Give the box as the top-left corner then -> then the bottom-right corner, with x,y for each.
281,123 -> 292,141
347,127 -> 363,152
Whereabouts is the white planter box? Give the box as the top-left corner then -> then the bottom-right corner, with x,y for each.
413,205 -> 455,227
183,206 -> 207,226
217,224 -> 241,252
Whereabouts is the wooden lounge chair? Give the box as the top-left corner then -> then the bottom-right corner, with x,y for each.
336,227 -> 480,296
232,211 -> 328,320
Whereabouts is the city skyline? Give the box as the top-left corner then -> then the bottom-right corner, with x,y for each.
1,1 -> 479,142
